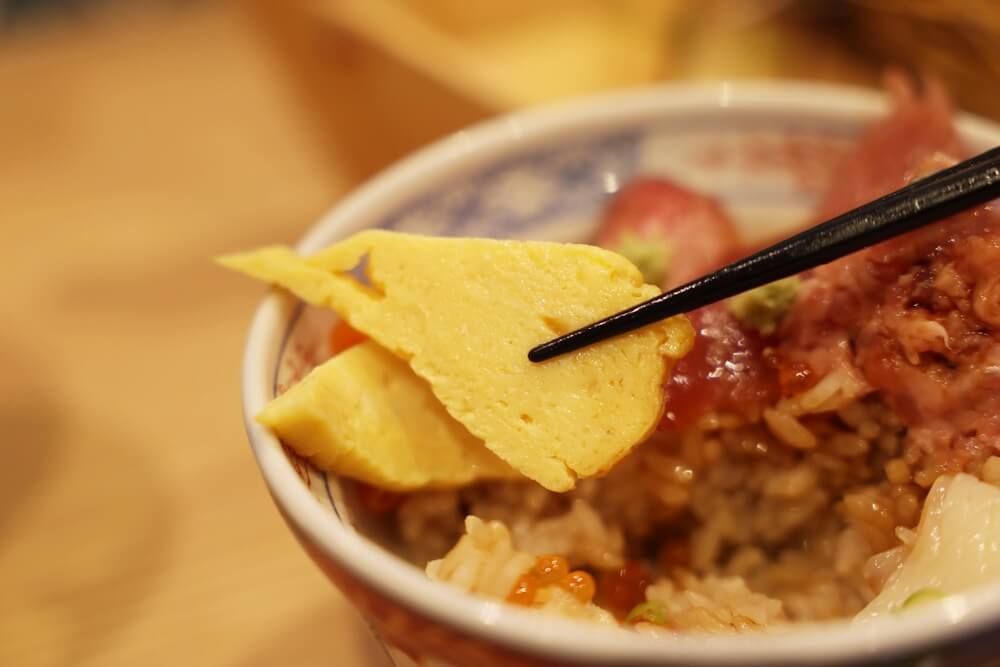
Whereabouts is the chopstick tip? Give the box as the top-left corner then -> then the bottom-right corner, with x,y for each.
527,343 -> 553,363
529,329 -> 588,362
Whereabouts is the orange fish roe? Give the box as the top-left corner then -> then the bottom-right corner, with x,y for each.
507,555 -> 596,606
562,570 -> 596,604
531,555 -> 570,586
507,574 -> 537,606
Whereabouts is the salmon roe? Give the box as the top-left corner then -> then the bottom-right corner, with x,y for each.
562,570 -> 596,604
531,555 -> 569,586
507,575 -> 537,606
507,555 -> 596,606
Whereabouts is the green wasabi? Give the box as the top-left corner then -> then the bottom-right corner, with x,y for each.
612,230 -> 672,287
727,276 -> 801,335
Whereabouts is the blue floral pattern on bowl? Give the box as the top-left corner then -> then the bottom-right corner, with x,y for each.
381,130 -> 641,238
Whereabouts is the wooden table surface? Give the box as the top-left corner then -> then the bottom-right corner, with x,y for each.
0,4 -> 391,666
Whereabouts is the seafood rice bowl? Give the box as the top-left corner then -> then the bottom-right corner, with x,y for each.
231,76 -> 1000,648
376,77 -> 1000,631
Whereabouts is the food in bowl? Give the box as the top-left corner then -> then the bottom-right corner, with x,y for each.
224,78 -> 1000,635
221,233 -> 693,491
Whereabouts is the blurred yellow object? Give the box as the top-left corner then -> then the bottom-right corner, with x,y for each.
384,0 -> 674,106
241,0 -> 865,179
244,0 -> 681,178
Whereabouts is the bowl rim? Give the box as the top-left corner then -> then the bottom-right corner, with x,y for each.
240,80 -> 1000,665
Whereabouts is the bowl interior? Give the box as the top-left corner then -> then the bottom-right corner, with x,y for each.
247,82 -> 1000,665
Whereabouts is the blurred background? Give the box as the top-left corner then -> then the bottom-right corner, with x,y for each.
1,1 -> 997,665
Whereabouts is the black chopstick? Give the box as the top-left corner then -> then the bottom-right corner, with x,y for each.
529,146 -> 1000,363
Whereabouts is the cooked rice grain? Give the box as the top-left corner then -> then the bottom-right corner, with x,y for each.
642,573 -> 786,632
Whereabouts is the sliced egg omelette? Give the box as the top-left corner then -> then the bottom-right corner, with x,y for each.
260,341 -> 516,490
221,230 -> 693,492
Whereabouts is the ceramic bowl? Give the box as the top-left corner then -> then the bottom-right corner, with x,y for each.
239,81 -> 1000,667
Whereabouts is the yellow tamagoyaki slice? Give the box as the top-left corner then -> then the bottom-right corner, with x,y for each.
259,340 -> 516,490
220,230 -> 693,492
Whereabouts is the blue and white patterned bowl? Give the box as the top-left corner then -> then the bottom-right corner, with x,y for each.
240,82 -> 1000,667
